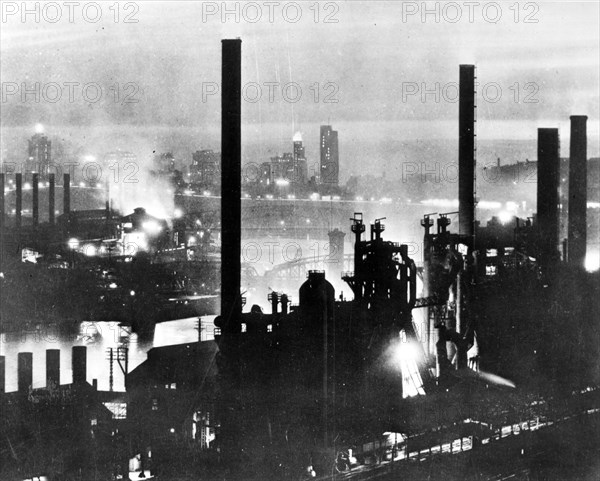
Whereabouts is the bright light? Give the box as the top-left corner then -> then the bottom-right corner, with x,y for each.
142,220 -> 162,234
306,218 -> 310,224
585,250 -> 599,272
130,290 -> 136,296
355,196 -> 363,201
203,191 -> 211,197
189,236 -> 197,245
310,193 -> 319,201
498,211 -> 512,224
68,238 -> 79,249
387,336 -> 425,398
478,200 -> 502,209
35,123 -> 44,134
390,340 -> 420,365
96,183 -> 102,189
79,182 -> 85,188
421,198 -> 459,208
275,178 -> 290,187
173,208 -> 183,219
266,194 -> 273,200
83,244 -> 97,256
23,183 -> 31,190
84,155 -> 96,162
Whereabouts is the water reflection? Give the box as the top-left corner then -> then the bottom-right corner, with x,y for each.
0,316 -> 215,392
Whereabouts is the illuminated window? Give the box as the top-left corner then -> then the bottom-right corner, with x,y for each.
485,265 -> 498,276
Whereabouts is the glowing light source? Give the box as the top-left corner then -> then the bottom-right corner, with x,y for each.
83,244 -> 97,256
67,238 -> 79,250
498,211 -> 512,224
142,220 -> 162,234
35,123 -> 44,134
173,208 -> 183,219
275,178 -> 290,187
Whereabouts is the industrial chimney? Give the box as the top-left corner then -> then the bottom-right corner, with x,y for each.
220,38 -> 242,331
16,173 -> 22,230
32,172 -> 39,227
49,173 -> 55,224
458,65 -> 476,245
72,346 -> 87,384
568,115 -> 588,268
0,355 -> 5,394
63,173 -> 71,215
46,349 -> 60,387
537,128 -> 560,269
0,174 -> 4,257
18,352 -> 33,394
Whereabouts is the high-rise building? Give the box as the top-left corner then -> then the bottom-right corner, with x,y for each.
293,131 -> 308,184
154,152 -> 175,173
190,150 -> 221,185
320,125 -> 339,185
27,127 -> 52,179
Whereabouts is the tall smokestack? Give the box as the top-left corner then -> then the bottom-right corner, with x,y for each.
32,173 -> 39,227
458,65 -> 476,244
46,349 -> 60,387
537,128 -> 560,268
220,38 -> 242,329
63,173 -> 70,215
568,115 -> 588,268
0,174 -> 5,265
0,355 -> 5,394
18,352 -> 33,393
0,173 -> 4,228
16,173 -> 22,230
72,346 -> 86,384
48,173 -> 55,224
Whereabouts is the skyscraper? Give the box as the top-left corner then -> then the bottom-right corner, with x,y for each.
190,150 -> 221,186
320,125 -> 339,185
292,131 -> 308,184
27,126 -> 51,179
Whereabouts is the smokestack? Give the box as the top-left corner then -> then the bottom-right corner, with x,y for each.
72,346 -> 86,384
0,355 -> 5,394
537,128 -> 560,268
568,115 -> 588,268
105,180 -> 111,220
220,38 -> 242,329
0,174 -> 5,265
0,173 -> 4,228
46,349 -> 60,387
18,352 -> 33,393
32,173 -> 39,227
49,173 -> 55,224
16,173 -> 22,230
459,65 -> 476,244
63,173 -> 70,215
